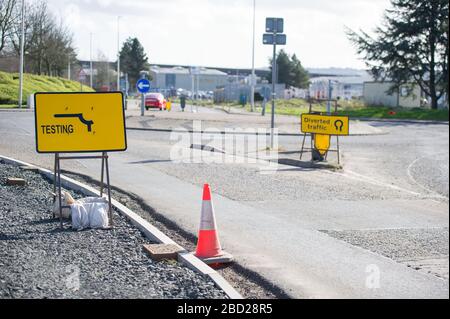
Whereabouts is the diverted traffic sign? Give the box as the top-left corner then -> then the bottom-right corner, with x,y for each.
301,114 -> 349,136
34,92 -> 127,153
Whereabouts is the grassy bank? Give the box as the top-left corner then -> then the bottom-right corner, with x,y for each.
222,98 -> 448,121
0,71 -> 93,106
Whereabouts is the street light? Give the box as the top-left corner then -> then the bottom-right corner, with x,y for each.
117,16 -> 122,91
18,0 -> 25,108
90,33 -> 93,88
250,0 -> 256,112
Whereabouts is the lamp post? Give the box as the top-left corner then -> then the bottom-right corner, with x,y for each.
89,33 -> 93,88
18,0 -> 25,108
117,16 -> 121,91
250,0 -> 256,112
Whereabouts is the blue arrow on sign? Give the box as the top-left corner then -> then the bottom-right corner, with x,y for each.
136,79 -> 151,93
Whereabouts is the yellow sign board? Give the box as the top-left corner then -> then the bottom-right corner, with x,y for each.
301,113 -> 349,136
34,92 -> 127,153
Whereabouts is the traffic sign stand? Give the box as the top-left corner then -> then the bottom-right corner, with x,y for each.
34,91 -> 127,229
137,78 -> 151,116
53,152 -> 114,229
263,17 -> 287,149
299,98 -> 345,165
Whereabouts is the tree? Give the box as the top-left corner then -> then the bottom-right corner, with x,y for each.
267,49 -> 309,88
291,54 -> 310,89
0,0 -> 17,55
7,0 -> 76,76
96,51 -> 115,89
119,37 -> 149,89
347,0 -> 449,109
41,20 -> 76,76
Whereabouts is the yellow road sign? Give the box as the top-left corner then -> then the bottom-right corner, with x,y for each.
301,113 -> 349,136
34,92 -> 127,153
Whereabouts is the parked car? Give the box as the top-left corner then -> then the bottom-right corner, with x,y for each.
145,93 -> 166,110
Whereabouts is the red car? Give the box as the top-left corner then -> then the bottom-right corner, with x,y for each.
145,93 -> 166,110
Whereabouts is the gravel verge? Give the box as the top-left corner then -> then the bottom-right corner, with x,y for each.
322,228 -> 449,280
0,161 -> 227,299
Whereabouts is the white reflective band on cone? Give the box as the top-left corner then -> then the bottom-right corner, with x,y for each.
200,200 -> 217,230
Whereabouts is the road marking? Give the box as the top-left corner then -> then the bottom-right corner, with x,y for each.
406,152 -> 449,200
323,169 -> 445,199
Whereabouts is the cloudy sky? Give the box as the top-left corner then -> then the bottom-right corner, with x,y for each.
46,0 -> 391,69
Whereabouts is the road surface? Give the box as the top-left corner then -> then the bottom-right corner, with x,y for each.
0,106 -> 448,298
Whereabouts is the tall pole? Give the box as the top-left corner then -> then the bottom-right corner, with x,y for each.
90,33 -> 93,88
270,36 -> 277,149
18,0 -> 25,108
191,71 -> 194,112
67,58 -> 71,80
327,79 -> 332,114
196,72 -> 200,112
117,16 -> 121,91
140,72 -> 146,116
250,0 -> 256,112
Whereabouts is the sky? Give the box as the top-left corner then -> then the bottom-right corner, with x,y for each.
46,0 -> 391,70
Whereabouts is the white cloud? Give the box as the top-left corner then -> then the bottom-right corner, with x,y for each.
46,0 -> 390,69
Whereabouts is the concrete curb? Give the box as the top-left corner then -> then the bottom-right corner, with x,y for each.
0,108 -> 32,112
350,117 -> 449,125
0,154 -> 243,300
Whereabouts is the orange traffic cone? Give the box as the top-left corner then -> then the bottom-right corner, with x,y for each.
194,184 -> 233,264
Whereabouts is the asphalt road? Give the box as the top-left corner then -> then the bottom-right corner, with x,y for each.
0,107 -> 448,298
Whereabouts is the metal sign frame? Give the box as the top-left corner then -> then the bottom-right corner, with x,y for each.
52,152 -> 114,229
34,91 -> 127,154
299,98 -> 345,164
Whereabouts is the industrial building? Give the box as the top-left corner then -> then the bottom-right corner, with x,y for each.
149,66 -> 228,92
308,71 -> 373,100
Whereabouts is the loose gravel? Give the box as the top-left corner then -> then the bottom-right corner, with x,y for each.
0,161 -> 227,299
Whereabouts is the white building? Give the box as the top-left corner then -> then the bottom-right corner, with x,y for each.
309,74 -> 371,100
363,81 -> 430,108
149,66 -> 228,91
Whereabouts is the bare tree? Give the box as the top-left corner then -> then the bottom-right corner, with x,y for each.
10,0 -> 51,73
96,51 -> 115,90
9,0 -> 76,76
0,0 -> 17,55
42,18 -> 76,76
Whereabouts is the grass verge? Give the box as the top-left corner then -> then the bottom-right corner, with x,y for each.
0,71 -> 94,106
214,98 -> 448,121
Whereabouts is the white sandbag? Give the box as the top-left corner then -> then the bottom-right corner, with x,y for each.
71,197 -> 110,230
71,202 -> 90,230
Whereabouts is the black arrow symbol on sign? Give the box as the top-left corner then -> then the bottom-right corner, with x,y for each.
54,113 -> 94,132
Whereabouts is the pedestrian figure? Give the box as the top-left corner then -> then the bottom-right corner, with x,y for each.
180,95 -> 186,112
